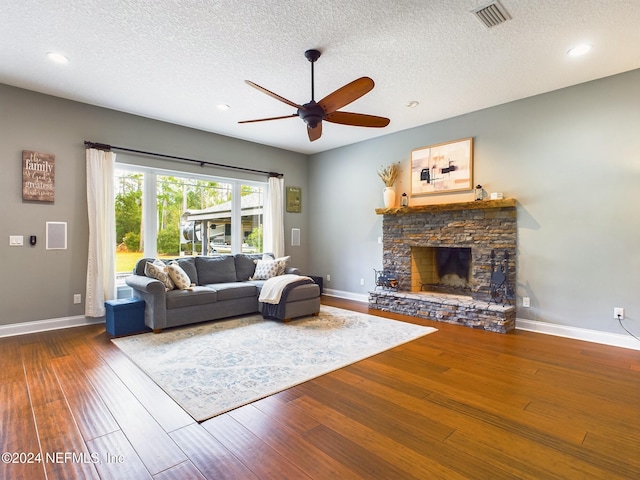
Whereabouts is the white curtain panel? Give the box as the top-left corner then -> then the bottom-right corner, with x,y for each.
85,148 -> 116,317
264,176 -> 285,258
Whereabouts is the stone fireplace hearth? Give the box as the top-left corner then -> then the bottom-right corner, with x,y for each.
369,199 -> 517,333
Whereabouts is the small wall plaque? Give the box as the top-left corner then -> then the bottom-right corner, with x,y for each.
286,186 -> 301,213
22,150 -> 55,202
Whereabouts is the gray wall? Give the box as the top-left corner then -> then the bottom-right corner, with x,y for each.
309,69 -> 640,335
2,70 -> 638,335
0,84 -> 309,326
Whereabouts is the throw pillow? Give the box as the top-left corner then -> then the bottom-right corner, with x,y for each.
144,260 -> 175,291
167,261 -> 193,290
175,257 -> 198,285
273,255 -> 291,275
251,259 -> 282,280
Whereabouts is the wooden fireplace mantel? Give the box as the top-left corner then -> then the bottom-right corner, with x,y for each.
375,198 -> 516,215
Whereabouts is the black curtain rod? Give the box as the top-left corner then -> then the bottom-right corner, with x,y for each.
84,141 -> 283,178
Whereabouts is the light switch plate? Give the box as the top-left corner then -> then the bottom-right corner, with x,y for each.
9,235 -> 24,246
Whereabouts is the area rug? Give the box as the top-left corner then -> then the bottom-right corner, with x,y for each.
112,305 -> 437,421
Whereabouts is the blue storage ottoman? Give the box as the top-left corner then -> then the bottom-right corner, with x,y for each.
105,298 -> 148,337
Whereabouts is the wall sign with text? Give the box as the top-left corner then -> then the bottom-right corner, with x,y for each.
22,150 -> 55,202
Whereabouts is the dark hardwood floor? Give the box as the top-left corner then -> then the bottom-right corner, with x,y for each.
2,296 -> 639,479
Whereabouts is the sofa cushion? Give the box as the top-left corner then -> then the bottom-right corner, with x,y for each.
206,282 -> 258,301
165,287 -> 218,309
196,256 -> 237,284
144,260 -> 175,291
175,257 -> 198,285
234,254 -> 258,281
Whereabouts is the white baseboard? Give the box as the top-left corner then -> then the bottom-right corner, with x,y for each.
0,315 -> 105,338
516,318 -> 640,351
323,288 -> 369,303
325,290 -> 640,351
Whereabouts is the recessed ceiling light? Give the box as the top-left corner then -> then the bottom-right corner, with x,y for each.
406,101 -> 420,108
216,104 -> 231,111
46,52 -> 69,64
567,43 -> 592,57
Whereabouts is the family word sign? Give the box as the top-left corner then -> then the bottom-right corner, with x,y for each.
22,150 -> 55,202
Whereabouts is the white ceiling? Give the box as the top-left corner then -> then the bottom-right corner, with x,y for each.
2,0 -> 639,155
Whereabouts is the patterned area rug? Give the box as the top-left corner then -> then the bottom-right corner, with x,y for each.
112,305 -> 437,421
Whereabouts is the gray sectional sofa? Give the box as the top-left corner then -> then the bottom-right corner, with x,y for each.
125,253 -> 320,332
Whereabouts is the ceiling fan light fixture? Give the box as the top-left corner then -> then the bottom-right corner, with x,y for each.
406,100 -> 420,108
216,104 -> 231,111
298,101 -> 325,129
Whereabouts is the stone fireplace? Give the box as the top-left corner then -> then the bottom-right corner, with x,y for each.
369,199 -> 517,333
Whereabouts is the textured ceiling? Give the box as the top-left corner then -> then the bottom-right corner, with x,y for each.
1,0 -> 639,154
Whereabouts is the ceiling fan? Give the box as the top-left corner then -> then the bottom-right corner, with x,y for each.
239,49 -> 390,142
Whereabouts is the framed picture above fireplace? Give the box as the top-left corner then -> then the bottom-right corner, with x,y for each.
410,137 -> 473,196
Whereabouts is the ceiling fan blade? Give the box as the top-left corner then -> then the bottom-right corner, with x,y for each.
318,77 -> 375,114
238,114 -> 298,124
308,123 -> 322,142
244,80 -> 303,110
325,111 -> 390,128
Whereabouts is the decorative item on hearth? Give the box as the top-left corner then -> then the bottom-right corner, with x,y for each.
401,192 -> 408,207
489,250 -> 514,305
378,162 -> 399,208
373,268 -> 399,291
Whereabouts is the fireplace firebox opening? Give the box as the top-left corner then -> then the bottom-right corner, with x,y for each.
411,247 -> 472,294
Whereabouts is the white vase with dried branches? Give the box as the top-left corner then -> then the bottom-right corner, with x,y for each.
378,163 -> 399,208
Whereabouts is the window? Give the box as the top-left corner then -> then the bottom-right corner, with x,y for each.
115,165 -> 265,280
115,169 -> 144,277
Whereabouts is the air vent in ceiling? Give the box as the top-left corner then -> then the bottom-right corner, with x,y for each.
473,1 -> 511,28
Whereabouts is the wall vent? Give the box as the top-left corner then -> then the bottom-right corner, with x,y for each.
473,1 -> 511,28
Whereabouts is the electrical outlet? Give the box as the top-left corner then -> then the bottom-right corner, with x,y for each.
74,294 -> 82,304
327,274 -> 331,282
614,307 -> 624,320
522,297 -> 530,307
360,278 -> 365,286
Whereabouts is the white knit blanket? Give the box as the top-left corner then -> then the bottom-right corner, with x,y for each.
258,274 -> 311,304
